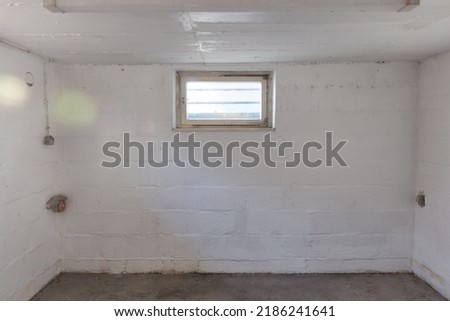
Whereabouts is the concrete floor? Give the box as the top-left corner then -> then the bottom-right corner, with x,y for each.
32,273 -> 446,301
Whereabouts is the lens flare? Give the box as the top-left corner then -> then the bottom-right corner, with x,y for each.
0,74 -> 30,107
55,89 -> 97,125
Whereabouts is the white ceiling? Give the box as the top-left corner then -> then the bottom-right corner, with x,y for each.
1,0 -> 450,64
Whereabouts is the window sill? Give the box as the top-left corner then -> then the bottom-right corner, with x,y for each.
173,126 -> 276,132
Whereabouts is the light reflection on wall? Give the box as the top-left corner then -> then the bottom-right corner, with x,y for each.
0,74 -> 30,108
55,89 -> 97,125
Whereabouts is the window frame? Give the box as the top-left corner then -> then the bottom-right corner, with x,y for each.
176,71 -> 275,130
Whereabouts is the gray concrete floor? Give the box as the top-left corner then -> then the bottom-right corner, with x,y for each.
32,273 -> 446,301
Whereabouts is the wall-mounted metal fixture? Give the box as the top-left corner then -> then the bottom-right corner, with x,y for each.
46,195 -> 68,213
25,72 -> 34,87
42,61 -> 55,145
43,135 -> 55,145
416,191 -> 426,208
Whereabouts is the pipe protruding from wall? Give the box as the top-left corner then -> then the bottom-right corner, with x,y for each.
46,195 -> 68,213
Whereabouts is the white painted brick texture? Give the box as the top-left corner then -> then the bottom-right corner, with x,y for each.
49,62 -> 417,274
0,45 -> 61,300
414,51 -> 450,299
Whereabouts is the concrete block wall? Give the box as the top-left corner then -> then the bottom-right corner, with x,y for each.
5,44 -> 450,299
0,45 -> 61,300
414,51 -> 450,299
48,62 -> 417,274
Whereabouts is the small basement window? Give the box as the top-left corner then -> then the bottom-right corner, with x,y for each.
176,71 -> 274,130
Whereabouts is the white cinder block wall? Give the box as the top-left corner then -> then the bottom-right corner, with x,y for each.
48,62 -> 417,274
414,51 -> 450,298
0,45 -> 61,300
7,44 -> 450,299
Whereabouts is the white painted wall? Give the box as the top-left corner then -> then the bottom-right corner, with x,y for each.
49,62 -> 417,274
0,45 -> 61,300
414,51 -> 450,299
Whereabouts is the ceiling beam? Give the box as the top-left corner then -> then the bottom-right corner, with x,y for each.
398,0 -> 420,12
43,0 -> 415,13
43,0 -> 64,13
